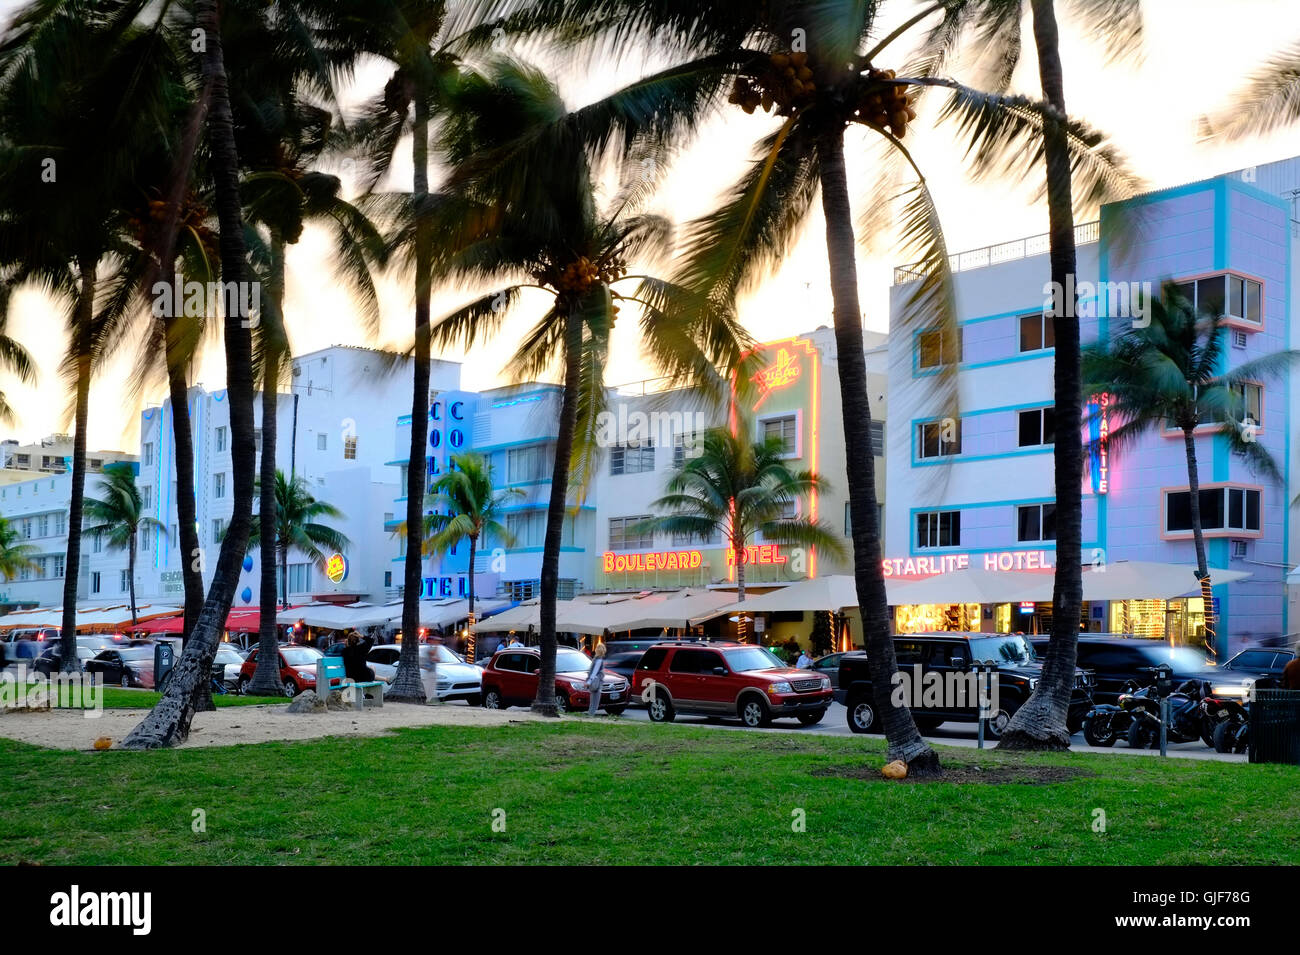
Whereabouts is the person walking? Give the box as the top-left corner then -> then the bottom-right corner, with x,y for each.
796,646 -> 813,669
1281,653 -> 1300,690
586,643 -> 608,716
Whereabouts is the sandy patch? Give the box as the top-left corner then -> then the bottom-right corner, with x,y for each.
0,702 -> 546,751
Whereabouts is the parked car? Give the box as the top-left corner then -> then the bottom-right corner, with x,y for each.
631,641 -> 833,728
32,644 -> 97,675
1218,646 -> 1296,685
413,643 -> 483,703
345,643 -> 399,683
212,644 -> 247,688
84,646 -> 156,688
238,645 -> 329,697
839,633 -> 1094,739
807,651 -> 849,689
1029,635 -> 1213,706
480,646 -> 629,714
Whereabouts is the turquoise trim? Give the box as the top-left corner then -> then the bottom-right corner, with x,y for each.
912,447 -> 1053,467
1284,204 -> 1293,635
1224,175 -> 1292,212
914,350 -> 1051,379
473,436 -> 556,453
397,415 -> 411,425
1213,178 -> 1229,273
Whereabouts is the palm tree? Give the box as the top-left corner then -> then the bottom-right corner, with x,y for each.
1082,284 -> 1297,656
83,464 -> 165,626
0,308 -> 34,425
126,0 -> 261,748
0,515 -> 38,582
420,58 -> 749,716
639,428 -> 846,607
240,470 -> 350,693
915,0 -> 1143,750
464,0 -> 1132,770
227,2 -> 385,698
422,452 -> 522,658
0,3 -> 191,675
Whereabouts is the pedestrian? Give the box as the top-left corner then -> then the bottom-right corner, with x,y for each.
507,633 -> 524,648
341,630 -> 375,683
586,643 -> 608,716
1281,654 -> 1300,690
796,646 -> 813,669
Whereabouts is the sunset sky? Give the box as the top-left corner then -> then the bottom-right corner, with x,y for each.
5,0 -> 1300,451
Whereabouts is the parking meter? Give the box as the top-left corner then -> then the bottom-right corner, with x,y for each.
1153,663 -> 1173,698
154,641 -> 175,690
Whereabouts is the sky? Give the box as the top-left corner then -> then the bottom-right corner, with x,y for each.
5,0 -> 1300,452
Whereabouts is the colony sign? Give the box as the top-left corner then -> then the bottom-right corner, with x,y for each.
324,553 -> 349,584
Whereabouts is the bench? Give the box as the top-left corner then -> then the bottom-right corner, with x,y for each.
316,657 -> 385,710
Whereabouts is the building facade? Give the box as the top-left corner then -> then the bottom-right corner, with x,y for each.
888,163 -> 1296,657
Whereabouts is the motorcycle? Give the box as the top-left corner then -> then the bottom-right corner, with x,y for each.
1126,678 -> 1215,748
1082,681 -> 1141,747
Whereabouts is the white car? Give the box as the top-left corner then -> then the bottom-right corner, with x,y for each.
420,644 -> 484,704
212,644 -> 247,687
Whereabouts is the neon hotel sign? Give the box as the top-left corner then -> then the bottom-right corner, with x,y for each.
881,550 -> 1053,576
603,545 -> 786,574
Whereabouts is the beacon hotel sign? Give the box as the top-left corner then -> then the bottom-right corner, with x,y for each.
881,550 -> 1054,577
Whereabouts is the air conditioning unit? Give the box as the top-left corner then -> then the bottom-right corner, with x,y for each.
1232,330 -> 1248,349
1230,539 -> 1247,559
292,364 -> 302,377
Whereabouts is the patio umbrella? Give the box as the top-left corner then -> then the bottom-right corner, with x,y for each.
692,575 -> 862,624
1077,560 -> 1250,601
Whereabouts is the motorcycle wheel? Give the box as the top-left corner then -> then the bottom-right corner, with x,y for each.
1212,721 -> 1236,754
1126,720 -> 1155,749
1083,715 -> 1117,747
1233,725 -> 1250,755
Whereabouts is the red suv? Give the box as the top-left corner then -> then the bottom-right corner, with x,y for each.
238,645 -> 335,697
480,646 -> 630,714
631,642 -> 832,727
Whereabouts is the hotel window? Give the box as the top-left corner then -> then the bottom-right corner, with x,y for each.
917,327 -> 962,369
214,472 -> 226,498
673,432 -> 701,469
20,519 -> 31,539
916,510 -> 961,548
142,443 -> 154,467
762,416 -> 798,456
141,525 -> 153,549
91,571 -> 102,595
609,516 -> 654,551
169,524 -> 178,548
120,569 -> 129,592
215,426 -> 227,452
505,511 -> 545,549
92,529 -> 102,553
507,445 -> 547,484
141,485 -> 152,509
254,429 -> 262,453
672,525 -> 721,546
1172,274 -> 1261,324
211,519 -> 225,543
1165,487 -> 1260,534
317,433 -> 328,451
53,555 -> 64,578
1229,381 -> 1263,426
1019,311 -> 1055,352
89,458 -> 102,469
917,419 -> 962,458
1018,407 -> 1056,447
870,420 -> 885,457
610,439 -> 655,475
36,515 -> 48,537
344,435 -> 358,460
1017,503 -> 1057,542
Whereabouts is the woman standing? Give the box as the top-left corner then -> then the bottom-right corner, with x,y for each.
586,643 -> 608,716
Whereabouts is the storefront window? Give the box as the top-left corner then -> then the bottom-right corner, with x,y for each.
894,602 -> 981,633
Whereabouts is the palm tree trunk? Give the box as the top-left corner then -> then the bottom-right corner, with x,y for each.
818,128 -> 938,773
999,0 -> 1081,751
390,92 -> 432,704
59,260 -> 96,674
125,0 -> 257,747
532,310 -> 583,716
733,532 -> 747,642
466,532 -> 477,660
128,536 -> 137,625
166,362 -> 205,645
1183,427 -> 1215,653
250,231 -> 286,696
280,541 -> 288,610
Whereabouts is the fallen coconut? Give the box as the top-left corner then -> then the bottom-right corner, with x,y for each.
882,759 -> 908,779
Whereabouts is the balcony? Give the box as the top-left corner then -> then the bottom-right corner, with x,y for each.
893,220 -> 1100,285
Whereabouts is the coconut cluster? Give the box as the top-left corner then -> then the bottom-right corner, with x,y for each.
853,68 -> 917,138
727,51 -> 816,115
128,195 -> 217,260
538,254 -> 628,295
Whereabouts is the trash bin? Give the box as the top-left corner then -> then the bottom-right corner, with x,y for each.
1248,689 -> 1300,764
154,641 -> 175,692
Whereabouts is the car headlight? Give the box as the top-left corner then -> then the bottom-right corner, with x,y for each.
768,682 -> 793,695
820,677 -> 831,690
297,670 -> 315,680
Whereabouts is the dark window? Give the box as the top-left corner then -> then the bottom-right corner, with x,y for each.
894,641 -> 925,666
669,649 -> 721,674
496,653 -> 526,673
917,510 -> 960,548
870,420 -> 885,457
1165,487 -> 1260,533
1018,408 -> 1055,447
1017,503 -> 1056,542
917,328 -> 962,369
918,419 -> 962,458
1019,312 -> 1055,352
638,647 -> 669,670
522,655 -> 540,674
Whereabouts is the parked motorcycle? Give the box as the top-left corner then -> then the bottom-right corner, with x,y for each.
1082,680 -> 1141,747
1202,693 -> 1251,754
1126,678 -> 1215,748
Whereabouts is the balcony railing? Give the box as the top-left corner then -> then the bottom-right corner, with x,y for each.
893,220 -> 1100,285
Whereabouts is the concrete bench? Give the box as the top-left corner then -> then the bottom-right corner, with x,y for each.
316,657 -> 384,710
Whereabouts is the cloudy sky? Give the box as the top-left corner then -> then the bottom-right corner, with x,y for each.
4,0 -> 1300,451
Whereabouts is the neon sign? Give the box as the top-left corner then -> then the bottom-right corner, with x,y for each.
603,551 -> 704,573
1087,392 -> 1111,495
724,544 -> 787,566
751,348 -> 802,410
881,550 -> 1054,577
325,553 -> 349,583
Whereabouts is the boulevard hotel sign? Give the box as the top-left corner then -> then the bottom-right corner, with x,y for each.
603,544 -> 787,574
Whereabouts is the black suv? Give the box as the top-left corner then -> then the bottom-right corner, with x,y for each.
1028,635 -> 1214,705
837,633 -> 1094,739
1218,646 -> 1296,685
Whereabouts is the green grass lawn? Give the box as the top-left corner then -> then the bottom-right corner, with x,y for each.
1,719 -> 1296,865
13,683 -> 290,709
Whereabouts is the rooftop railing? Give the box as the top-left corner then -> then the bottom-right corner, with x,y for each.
892,219 -> 1100,285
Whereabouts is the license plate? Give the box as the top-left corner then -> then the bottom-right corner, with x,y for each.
610,692 -> 621,700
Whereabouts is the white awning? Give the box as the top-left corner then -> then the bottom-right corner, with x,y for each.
615,589 -> 738,630
1076,561 -> 1250,601
276,602 -> 401,630
0,604 -> 181,631
388,598 -> 511,630
692,576 -> 862,623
